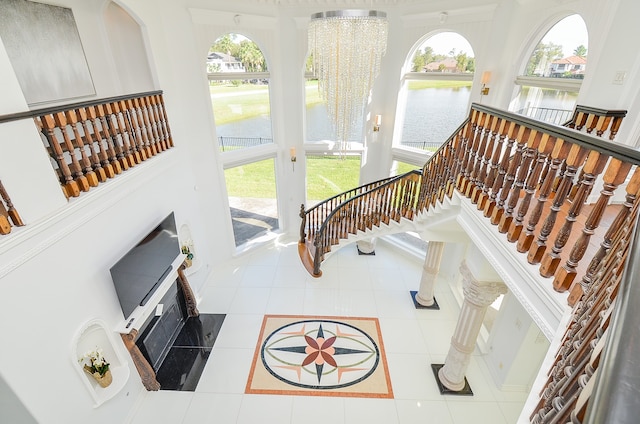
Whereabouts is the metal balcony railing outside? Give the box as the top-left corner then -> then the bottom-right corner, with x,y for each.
218,136 -> 273,152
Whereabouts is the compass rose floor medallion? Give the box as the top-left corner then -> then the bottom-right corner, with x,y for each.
245,315 -> 393,398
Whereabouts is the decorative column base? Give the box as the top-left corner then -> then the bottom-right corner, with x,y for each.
431,363 -> 473,395
412,241 -> 445,309
410,290 -> 440,310
356,239 -> 376,255
433,260 -> 507,395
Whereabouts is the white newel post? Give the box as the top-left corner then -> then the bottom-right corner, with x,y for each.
438,261 -> 507,391
415,241 -> 445,307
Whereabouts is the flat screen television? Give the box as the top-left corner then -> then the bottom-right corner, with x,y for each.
110,212 -> 181,319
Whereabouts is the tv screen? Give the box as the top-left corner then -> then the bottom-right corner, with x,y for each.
110,212 -> 180,319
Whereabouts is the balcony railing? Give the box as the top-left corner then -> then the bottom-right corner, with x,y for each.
1,91 -> 173,200
218,136 -> 273,152
0,179 -> 24,235
299,103 -> 640,423
516,106 -> 573,125
399,140 -> 443,151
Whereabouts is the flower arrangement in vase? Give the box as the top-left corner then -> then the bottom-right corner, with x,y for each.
79,348 -> 112,388
181,241 -> 194,268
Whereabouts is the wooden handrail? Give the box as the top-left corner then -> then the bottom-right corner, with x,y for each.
0,179 -> 24,235
300,174 -> 404,243
471,103 -> 638,164
0,90 -> 163,124
300,103 -> 640,276
0,91 -> 172,237
300,171 -> 422,275
298,102 -> 639,423
30,92 -> 173,199
565,105 -> 627,140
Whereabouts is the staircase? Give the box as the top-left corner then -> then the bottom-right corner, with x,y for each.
298,102 -> 640,423
299,104 -> 630,293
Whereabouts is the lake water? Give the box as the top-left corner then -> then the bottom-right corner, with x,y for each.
215,86 -> 575,147
216,87 -> 470,146
400,87 -> 471,147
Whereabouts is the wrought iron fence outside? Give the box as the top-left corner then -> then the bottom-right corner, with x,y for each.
400,141 -> 443,151
218,136 -> 273,152
516,106 -> 573,125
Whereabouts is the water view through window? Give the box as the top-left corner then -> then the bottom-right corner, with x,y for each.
400,85 -> 471,150
215,84 -> 469,148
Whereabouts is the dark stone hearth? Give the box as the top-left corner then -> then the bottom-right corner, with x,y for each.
155,314 -> 225,391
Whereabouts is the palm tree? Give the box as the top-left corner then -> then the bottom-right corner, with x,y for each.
573,45 -> 588,58
238,40 -> 266,72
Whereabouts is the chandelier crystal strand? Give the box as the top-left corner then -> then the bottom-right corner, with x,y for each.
309,10 -> 388,153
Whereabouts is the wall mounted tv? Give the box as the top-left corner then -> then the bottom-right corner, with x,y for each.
110,212 -> 181,320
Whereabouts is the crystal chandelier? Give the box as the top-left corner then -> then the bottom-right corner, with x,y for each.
309,10 -> 388,150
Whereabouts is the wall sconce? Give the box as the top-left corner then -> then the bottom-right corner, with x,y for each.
439,12 -> 448,24
290,147 -> 297,171
480,71 -> 491,96
373,114 -> 382,132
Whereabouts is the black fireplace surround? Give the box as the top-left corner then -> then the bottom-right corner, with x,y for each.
135,281 -> 225,391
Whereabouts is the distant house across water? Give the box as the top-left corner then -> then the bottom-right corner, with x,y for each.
548,55 -> 587,78
207,52 -> 246,73
424,57 -> 458,73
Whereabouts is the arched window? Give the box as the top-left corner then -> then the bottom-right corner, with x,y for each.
208,33 -> 279,249
511,15 -> 588,124
390,32 -> 474,180
303,56 -> 362,207
208,33 -> 272,152
396,32 -> 474,153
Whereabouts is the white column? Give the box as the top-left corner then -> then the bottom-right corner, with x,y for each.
438,261 -> 507,391
356,238 -> 376,254
415,241 -> 445,307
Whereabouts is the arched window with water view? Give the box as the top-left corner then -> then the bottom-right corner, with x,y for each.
208,33 -> 272,152
209,34 -> 279,249
397,32 -> 474,152
511,15 -> 588,124
303,55 -> 363,207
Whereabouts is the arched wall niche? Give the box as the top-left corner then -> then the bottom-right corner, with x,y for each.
103,1 -> 156,93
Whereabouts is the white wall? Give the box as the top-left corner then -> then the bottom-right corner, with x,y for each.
1,0 -> 639,422
486,293 -> 550,391
0,0 -> 225,422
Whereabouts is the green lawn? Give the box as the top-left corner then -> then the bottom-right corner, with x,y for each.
225,155 -> 422,200
394,162 -> 421,175
225,156 -> 362,200
225,158 -> 276,198
306,156 -> 361,200
215,79 -> 443,200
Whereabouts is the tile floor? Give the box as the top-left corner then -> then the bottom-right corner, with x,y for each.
129,238 -> 528,423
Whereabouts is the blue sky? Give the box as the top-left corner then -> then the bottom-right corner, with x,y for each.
422,14 -> 589,59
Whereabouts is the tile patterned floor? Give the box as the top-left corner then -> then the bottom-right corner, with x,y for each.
129,239 -> 528,423
245,315 -> 393,398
